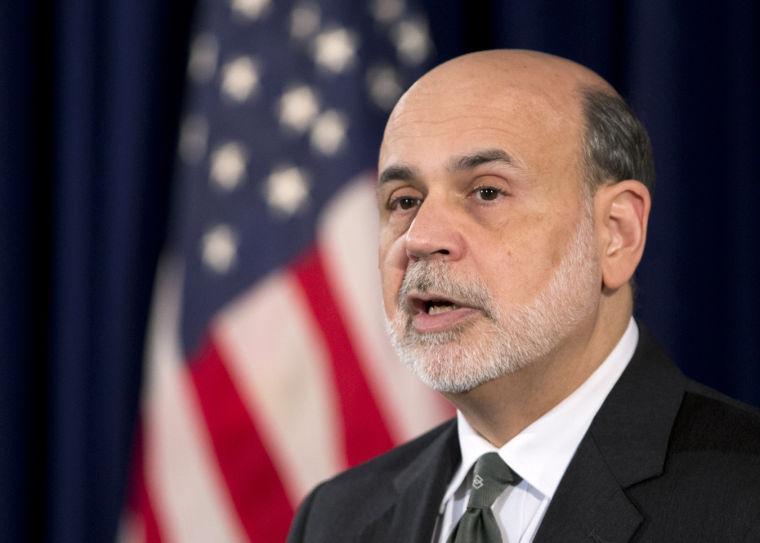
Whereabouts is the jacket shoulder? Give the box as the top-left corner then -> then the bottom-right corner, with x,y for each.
321,417 -> 456,490
674,382 -> 760,454
629,385 -> 760,540
287,419 -> 456,542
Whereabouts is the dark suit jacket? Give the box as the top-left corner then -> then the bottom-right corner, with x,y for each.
288,328 -> 760,542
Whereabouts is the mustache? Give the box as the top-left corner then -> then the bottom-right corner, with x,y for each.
398,261 -> 495,319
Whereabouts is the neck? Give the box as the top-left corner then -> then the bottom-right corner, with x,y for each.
445,289 -> 632,447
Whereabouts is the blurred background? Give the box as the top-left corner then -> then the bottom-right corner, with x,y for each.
2,0 -> 758,541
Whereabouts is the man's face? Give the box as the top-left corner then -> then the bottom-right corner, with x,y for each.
377,71 -> 603,393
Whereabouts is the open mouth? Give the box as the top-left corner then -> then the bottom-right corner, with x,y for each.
408,293 -> 474,316
424,300 -> 460,315
406,293 -> 481,333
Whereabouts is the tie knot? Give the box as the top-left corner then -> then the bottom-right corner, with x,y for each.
466,452 -> 517,509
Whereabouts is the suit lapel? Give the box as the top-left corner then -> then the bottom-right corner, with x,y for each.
359,421 -> 460,543
534,436 -> 642,542
536,326 -> 688,542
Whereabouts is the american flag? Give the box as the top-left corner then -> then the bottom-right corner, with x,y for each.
123,1 -> 450,541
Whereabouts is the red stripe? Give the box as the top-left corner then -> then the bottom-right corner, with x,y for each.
189,338 -> 293,543
128,424 -> 162,543
291,247 -> 395,466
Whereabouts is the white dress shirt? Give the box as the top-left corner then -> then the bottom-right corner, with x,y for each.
435,318 -> 639,543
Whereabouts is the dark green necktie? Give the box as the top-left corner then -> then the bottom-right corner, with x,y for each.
447,452 -> 518,543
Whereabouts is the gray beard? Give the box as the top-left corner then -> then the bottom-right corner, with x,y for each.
385,207 -> 600,394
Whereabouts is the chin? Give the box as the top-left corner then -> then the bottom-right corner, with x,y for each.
386,318 -> 532,394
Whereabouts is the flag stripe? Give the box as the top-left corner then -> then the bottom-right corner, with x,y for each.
291,247 -> 395,466
316,178 -> 453,442
147,363 -> 247,543
140,260 -> 246,543
214,272 -> 344,505
189,338 -> 293,543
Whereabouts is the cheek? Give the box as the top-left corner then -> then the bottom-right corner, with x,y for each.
380,267 -> 404,319
379,232 -> 407,316
381,280 -> 398,318
476,229 -> 558,304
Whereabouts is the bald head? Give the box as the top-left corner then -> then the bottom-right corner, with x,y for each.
394,49 -> 614,117
382,50 -> 654,192
419,49 -> 612,87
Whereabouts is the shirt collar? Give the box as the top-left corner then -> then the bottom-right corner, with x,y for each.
440,318 -> 639,510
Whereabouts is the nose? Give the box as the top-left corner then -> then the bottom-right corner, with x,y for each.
404,198 -> 465,262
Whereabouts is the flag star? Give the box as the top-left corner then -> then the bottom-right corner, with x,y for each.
230,0 -> 271,20
179,114 -> 209,164
310,110 -> 348,155
290,2 -> 321,40
312,27 -> 358,73
278,85 -> 320,133
188,33 -> 219,83
201,224 -> 239,274
366,64 -> 403,110
392,18 -> 432,65
370,0 -> 405,22
264,166 -> 310,216
210,142 -> 248,190
220,56 -> 260,103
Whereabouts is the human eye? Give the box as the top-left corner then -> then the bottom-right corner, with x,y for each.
472,185 -> 506,202
387,191 -> 422,212
392,196 -> 421,210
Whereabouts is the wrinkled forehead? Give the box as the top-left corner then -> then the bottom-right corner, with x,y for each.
379,76 -> 585,174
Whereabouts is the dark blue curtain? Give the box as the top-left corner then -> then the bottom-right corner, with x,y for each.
1,0 -> 193,541
1,1 -> 44,540
46,1 -> 196,541
1,1 -> 758,542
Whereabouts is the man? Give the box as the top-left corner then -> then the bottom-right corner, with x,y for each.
287,50 -> 760,542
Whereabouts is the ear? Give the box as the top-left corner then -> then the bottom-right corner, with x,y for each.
594,180 -> 651,290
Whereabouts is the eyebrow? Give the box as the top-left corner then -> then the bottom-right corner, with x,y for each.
377,148 -> 518,186
377,164 -> 420,185
448,148 -> 517,171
